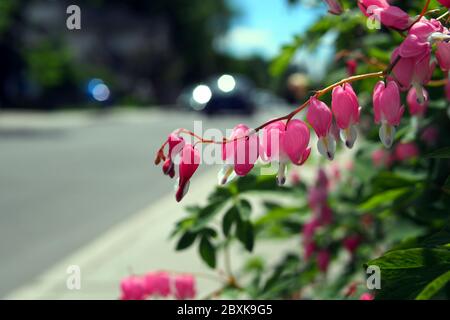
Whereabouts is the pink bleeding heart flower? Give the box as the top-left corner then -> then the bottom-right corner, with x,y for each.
262,120 -> 311,185
391,48 -> 435,101
307,97 -> 336,160
373,81 -> 405,148
162,133 -> 185,178
358,0 -> 411,30
175,144 -> 200,202
394,142 -> 419,162
144,271 -> 171,297
360,293 -> 375,300
332,83 -> 361,148
407,87 -> 428,117
220,124 -> 259,184
174,275 -> 196,300
372,148 -> 393,168
324,0 -> 343,15
398,18 -> 443,59
436,41 -> 450,71
317,250 -> 330,273
438,0 -> 450,8
346,59 -> 357,76
120,275 -> 146,300
343,235 -> 362,254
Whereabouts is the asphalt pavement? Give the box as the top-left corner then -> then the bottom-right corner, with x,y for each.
0,108 -> 286,297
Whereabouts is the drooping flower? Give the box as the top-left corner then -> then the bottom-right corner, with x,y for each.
175,144 -> 200,202
162,133 -> 185,178
394,142 -> 419,162
262,120 -> 311,185
438,0 -> 450,8
398,18 -> 443,59
307,97 -> 336,160
317,250 -> 330,273
358,0 -> 411,30
332,83 -> 361,148
391,48 -> 435,101
373,81 -> 404,148
220,124 -> 259,185
436,41 -> 450,71
407,87 -> 428,117
346,59 -> 357,76
324,0 -> 343,15
120,276 -> 146,300
143,272 -> 171,297
174,275 -> 196,300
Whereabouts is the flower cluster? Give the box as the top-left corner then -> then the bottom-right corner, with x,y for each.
120,271 -> 196,300
303,169 -> 333,273
156,1 -> 448,202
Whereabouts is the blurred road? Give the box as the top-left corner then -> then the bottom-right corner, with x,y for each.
0,108 -> 285,297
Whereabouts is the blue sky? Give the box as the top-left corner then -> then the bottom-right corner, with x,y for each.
218,0 -> 326,58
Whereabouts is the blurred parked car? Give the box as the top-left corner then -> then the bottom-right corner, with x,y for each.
177,74 -> 256,115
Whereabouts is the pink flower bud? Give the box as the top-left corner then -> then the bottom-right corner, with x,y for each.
332,83 -> 360,148
436,41 -> 450,71
174,275 -> 196,300
394,142 -> 419,162
262,120 -> 310,185
167,133 -> 185,160
373,81 -> 404,148
307,97 -> 336,160
120,275 -> 145,300
346,59 -> 357,76
162,158 -> 175,178
175,144 -> 200,202
220,124 -> 259,184
407,87 -> 428,117
324,0 -> 343,15
358,0 -> 410,30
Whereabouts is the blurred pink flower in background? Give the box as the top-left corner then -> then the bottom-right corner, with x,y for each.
359,293 -> 375,300
174,275 -> 196,300
372,148 -> 393,167
317,250 -> 330,273
394,142 -> 419,162
120,276 -> 145,300
421,126 -> 439,147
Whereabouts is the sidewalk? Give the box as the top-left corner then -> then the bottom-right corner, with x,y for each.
6,168 -> 298,299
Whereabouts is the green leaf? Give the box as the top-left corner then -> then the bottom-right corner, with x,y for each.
443,176 -> 450,194
175,231 -> 197,251
222,205 -> 238,237
199,236 -> 216,268
237,199 -> 252,220
366,248 -> 450,299
425,147 -> 450,159
236,218 -> 255,252
416,270 -> 450,300
191,200 -> 228,232
358,187 -> 410,211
